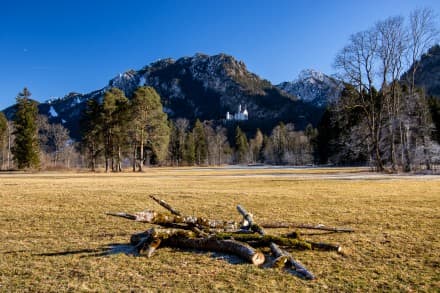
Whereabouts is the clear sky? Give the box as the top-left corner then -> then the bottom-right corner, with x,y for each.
1,0 -> 439,109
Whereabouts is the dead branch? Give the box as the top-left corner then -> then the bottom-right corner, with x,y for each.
261,222 -> 354,233
149,195 -> 182,216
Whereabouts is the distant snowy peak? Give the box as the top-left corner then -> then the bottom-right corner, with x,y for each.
276,69 -> 343,107
297,69 -> 326,83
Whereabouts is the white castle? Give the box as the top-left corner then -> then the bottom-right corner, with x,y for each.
226,104 -> 249,121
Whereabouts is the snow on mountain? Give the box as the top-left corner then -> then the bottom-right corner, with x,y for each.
3,53 -> 326,140
276,69 -> 343,107
49,106 -> 58,117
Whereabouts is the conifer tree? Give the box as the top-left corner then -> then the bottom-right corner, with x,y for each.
0,112 -> 8,169
12,88 -> 40,169
235,126 -> 249,164
101,88 -> 129,172
81,99 -> 103,171
193,119 -> 207,165
184,131 -> 196,166
130,86 -> 169,171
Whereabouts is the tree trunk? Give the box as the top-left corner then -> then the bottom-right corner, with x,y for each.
139,130 -> 144,172
132,144 -> 137,172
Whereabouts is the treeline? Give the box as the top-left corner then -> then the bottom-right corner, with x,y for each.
318,8 -> 440,172
0,87 -> 316,171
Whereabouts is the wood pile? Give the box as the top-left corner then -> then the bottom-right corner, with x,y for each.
107,195 -> 354,280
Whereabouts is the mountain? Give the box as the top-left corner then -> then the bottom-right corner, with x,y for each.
402,44 -> 440,98
3,53 -> 324,139
276,69 -> 343,107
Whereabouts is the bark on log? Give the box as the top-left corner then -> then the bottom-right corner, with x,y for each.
269,243 -> 315,280
262,222 -> 354,233
215,233 -> 311,250
237,205 -> 315,280
129,228 -> 264,265
107,210 -> 238,231
163,236 -> 265,266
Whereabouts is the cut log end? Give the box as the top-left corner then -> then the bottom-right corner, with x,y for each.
251,252 -> 266,266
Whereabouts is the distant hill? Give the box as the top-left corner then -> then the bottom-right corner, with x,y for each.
402,44 -> 440,98
3,53 -> 327,139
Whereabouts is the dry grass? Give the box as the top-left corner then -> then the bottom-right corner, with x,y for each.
0,167 -> 439,292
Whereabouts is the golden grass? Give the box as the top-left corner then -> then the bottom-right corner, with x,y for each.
0,168 -> 439,292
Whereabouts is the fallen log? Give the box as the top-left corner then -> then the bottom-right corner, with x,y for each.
269,242 -> 315,280
130,228 -> 264,265
107,210 -> 238,231
215,232 -> 311,250
237,205 -> 315,280
163,236 -> 265,266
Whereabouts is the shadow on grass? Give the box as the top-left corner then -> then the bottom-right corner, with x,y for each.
31,243 -> 139,258
26,243 -> 311,279
32,244 -> 251,266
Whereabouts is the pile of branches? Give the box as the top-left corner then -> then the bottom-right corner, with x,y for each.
107,195 -> 354,279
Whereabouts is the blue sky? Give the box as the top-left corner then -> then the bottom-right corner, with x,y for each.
1,0 -> 439,109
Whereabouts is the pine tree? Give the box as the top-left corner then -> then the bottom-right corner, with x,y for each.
101,88 -> 129,172
235,126 -> 249,164
0,112 -> 8,169
80,99 -> 103,171
130,86 -> 170,171
193,119 -> 207,165
184,131 -> 195,166
12,88 -> 40,169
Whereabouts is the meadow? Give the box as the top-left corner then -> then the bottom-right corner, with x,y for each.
0,167 -> 439,292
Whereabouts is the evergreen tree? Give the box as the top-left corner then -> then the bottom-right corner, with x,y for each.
183,131 -> 195,166
0,113 -> 8,169
235,126 -> 249,164
193,119 -> 207,165
101,88 -> 129,172
428,97 -> 440,144
130,86 -> 170,171
12,88 -> 40,169
80,99 -> 103,171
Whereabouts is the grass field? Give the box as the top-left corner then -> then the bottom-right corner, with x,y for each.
1,167 -> 439,292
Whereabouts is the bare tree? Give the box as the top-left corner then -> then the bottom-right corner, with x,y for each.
406,8 -> 439,93
51,123 -> 70,166
334,29 -> 386,171
376,16 -> 407,171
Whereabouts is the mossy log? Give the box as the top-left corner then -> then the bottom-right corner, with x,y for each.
269,242 -> 315,280
237,205 -> 315,280
130,228 -> 264,265
215,233 -> 312,250
163,236 -> 265,265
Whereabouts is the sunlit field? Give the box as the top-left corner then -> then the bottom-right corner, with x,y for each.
1,167 -> 439,291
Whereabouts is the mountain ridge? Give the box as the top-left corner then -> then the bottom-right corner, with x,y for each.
3,53 -> 328,139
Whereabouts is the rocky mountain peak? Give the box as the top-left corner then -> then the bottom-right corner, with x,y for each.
276,70 -> 342,107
